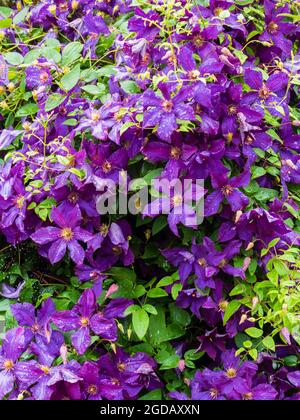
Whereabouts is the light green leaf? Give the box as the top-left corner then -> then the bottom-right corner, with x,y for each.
223,301 -> 241,325
61,65 -> 80,92
132,308 -> 149,340
45,94 -> 66,112
245,327 -> 263,338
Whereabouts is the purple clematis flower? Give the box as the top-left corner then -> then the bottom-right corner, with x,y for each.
11,298 -> 63,354
52,289 -> 131,355
0,327 -> 35,399
143,83 -> 195,141
31,204 -> 92,265
97,348 -> 162,400
243,69 -> 288,114
205,168 -> 250,216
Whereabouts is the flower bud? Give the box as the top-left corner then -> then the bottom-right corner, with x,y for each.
7,82 -> 15,93
246,242 -> 254,251
292,120 -> 300,127
32,90 -> 38,101
60,343 -> 68,365
0,31 -> 5,41
0,101 -> 8,110
252,296 -> 259,309
105,284 -> 119,299
0,85 -> 5,95
235,210 -> 243,223
72,0 -> 79,11
48,4 -> 57,15
178,359 -> 185,372
239,314 -> 247,325
16,1 -> 22,11
145,229 -> 151,241
23,122 -> 31,131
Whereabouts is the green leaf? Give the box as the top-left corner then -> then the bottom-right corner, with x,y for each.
229,284 -> 245,296
124,304 -> 140,316
147,288 -> 168,298
245,327 -> 263,338
157,276 -> 174,288
273,259 -> 288,276
223,301 -> 241,325
262,336 -> 275,351
268,238 -> 280,248
45,94 -> 66,112
132,309 -> 149,340
81,84 -> 105,96
143,304 -> 158,315
109,267 -> 136,283
249,348 -> 258,360
4,52 -> 23,65
252,166 -> 266,179
139,389 -> 162,401
0,18 -> 12,28
13,6 -> 29,24
61,42 -> 83,66
120,80 -> 140,94
16,103 -> 38,117
171,283 -> 182,300
61,65 -> 81,92
152,216 -> 168,236
255,188 -> 278,202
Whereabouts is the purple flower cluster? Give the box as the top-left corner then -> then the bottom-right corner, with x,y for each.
0,0 -> 299,400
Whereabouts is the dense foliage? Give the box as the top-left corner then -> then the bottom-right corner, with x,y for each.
0,0 -> 299,401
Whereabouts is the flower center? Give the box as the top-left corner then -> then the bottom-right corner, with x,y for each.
226,132 -> 233,143
228,105 -> 237,116
102,161 -> 112,173
197,258 -> 207,267
68,192 -> 79,204
3,360 -> 14,370
226,368 -> 237,378
162,100 -> 173,113
193,34 -> 204,48
99,223 -> 109,236
111,378 -> 120,386
80,317 -> 90,327
40,365 -> 50,375
59,2 -> 69,12
218,300 -> 229,312
267,21 -> 279,34
214,7 -> 223,16
117,363 -> 126,372
40,72 -> 49,84
112,246 -> 122,255
222,185 -> 233,196
31,322 -> 39,333
245,134 -> 254,145
259,84 -> 271,100
91,111 -> 100,122
88,384 -> 98,395
173,194 -> 183,206
243,392 -> 253,400
60,228 -> 74,242
170,146 -> 181,160
14,195 -> 25,210
189,70 -> 200,80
